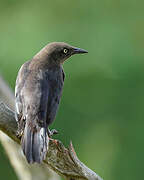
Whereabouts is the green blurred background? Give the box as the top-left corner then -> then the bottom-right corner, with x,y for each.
0,0 -> 144,179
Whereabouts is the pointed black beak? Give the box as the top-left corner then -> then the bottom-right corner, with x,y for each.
73,47 -> 88,54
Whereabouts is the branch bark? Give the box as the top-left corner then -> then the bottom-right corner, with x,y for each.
0,75 -> 103,180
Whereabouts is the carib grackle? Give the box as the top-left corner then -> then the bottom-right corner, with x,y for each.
15,42 -> 88,163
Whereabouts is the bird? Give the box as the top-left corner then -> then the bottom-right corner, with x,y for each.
15,42 -> 88,163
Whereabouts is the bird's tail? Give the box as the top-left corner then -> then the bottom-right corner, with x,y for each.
21,122 -> 48,163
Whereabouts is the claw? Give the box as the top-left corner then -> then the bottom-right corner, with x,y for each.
16,130 -> 23,138
47,128 -> 58,137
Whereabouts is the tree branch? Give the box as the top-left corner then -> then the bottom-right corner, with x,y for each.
0,76 -> 103,180
0,102 -> 102,180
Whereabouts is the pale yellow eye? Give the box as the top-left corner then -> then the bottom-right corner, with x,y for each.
63,48 -> 68,54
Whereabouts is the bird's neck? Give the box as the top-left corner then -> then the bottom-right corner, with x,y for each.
29,56 -> 61,70
33,46 -> 49,60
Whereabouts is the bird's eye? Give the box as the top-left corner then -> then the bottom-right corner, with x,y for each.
63,48 -> 68,54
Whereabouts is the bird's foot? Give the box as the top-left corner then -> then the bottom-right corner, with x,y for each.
47,128 -> 58,138
16,130 -> 23,139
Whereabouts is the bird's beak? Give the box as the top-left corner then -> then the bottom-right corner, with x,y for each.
73,47 -> 88,54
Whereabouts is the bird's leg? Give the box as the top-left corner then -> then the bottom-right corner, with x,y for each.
47,128 -> 58,138
16,125 -> 24,138
16,116 -> 26,138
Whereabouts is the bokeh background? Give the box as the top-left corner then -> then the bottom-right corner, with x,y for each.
0,0 -> 144,179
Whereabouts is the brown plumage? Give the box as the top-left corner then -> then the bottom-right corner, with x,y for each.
15,42 -> 88,163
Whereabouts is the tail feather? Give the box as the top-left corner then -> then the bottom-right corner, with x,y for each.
21,123 -> 48,163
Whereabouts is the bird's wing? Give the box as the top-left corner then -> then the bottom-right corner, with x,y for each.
19,69 -> 50,127
32,69 -> 50,127
15,62 -> 50,131
15,61 -> 30,122
20,69 -> 50,163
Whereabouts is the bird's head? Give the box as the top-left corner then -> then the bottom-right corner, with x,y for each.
35,42 -> 88,64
